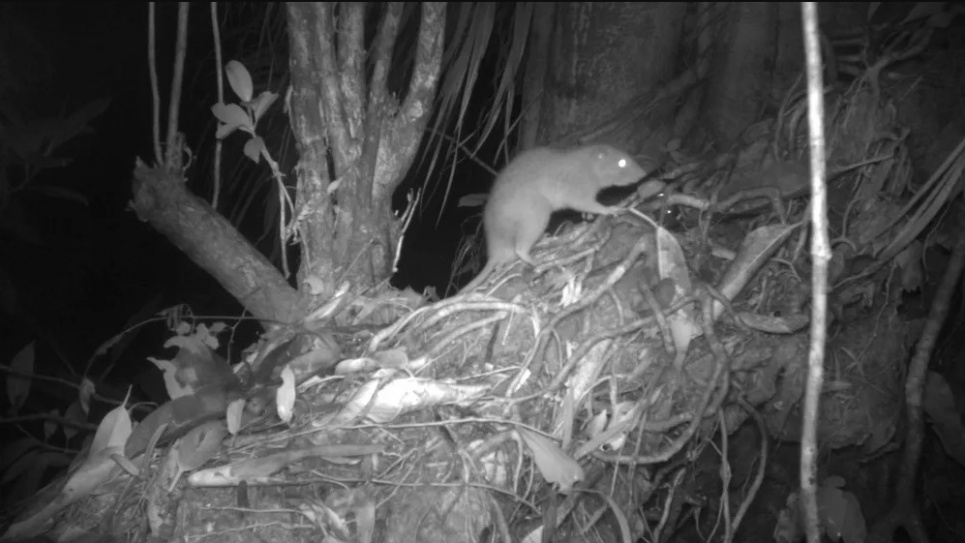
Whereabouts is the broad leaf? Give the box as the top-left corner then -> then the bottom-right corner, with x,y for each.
226,398 -> 245,435
90,403 -> 132,457
517,428 -> 584,494
225,60 -> 254,102
64,401 -> 85,440
7,342 -> 35,413
78,377 -> 95,414
276,365 -> 296,423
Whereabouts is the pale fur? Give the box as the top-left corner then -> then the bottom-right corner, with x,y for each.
459,144 -> 647,294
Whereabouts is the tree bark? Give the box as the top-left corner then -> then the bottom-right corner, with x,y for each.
532,2 -> 686,161
131,3 -> 443,322
131,160 -> 303,324
286,3 -> 444,296
704,3 -> 779,145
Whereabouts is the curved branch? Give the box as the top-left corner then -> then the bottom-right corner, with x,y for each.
376,3 -> 445,203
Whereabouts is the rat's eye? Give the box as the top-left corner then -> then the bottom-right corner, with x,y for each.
618,158 -> 628,168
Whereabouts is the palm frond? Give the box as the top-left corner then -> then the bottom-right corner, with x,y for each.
422,2 -> 535,223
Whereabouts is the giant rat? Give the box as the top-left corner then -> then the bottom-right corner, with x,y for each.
459,144 -> 653,294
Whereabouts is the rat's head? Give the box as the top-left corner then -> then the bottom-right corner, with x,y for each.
585,144 -> 647,187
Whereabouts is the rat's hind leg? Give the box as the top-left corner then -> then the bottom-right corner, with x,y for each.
512,212 -> 550,267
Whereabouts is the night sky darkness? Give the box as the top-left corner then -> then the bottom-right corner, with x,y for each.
1,3 -> 193,390
0,3 -> 482,403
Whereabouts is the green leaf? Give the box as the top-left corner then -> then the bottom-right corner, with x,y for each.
276,365 -> 296,423
44,410 -> 58,440
517,428 -> 584,494
64,401 -> 85,440
226,398 -> 245,435
457,193 -> 487,208
225,60 -> 254,102
250,91 -> 279,124
177,421 -> 227,471
243,136 -> 266,164
170,421 -> 227,491
78,377 -> 95,415
211,102 -> 252,138
7,342 -> 35,413
818,480 -> 867,543
90,403 -> 132,457
164,333 -> 207,355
